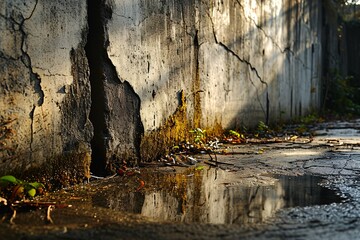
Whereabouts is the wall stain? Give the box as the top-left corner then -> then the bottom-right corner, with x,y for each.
193,30 -> 202,129
140,90 -> 188,162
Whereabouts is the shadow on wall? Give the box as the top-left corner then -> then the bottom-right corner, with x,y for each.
0,0 -> 342,181
107,0 -> 325,130
201,0 -> 326,126
96,0 -> 338,165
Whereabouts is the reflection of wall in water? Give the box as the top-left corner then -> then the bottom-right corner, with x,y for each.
142,191 -> 184,222
278,175 -> 343,207
141,169 -> 286,224
93,172 -> 343,224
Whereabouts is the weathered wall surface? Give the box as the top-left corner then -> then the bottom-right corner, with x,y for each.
105,0 -> 325,162
0,0 -> 92,183
0,0 -> 343,177
108,0 -> 322,127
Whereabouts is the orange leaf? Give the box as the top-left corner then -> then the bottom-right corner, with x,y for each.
136,180 -> 145,191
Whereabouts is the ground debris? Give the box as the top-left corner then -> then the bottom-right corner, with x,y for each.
0,196 -> 7,206
0,199 -> 72,224
2,119 -> 360,239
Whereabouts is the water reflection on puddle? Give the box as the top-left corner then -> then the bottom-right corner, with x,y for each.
94,168 -> 344,224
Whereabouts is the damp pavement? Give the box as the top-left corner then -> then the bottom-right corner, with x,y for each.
3,120 -> 360,239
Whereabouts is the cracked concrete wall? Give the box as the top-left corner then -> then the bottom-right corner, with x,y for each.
106,0 -> 326,162
108,0 -> 324,128
0,0 -> 342,175
0,0 -> 92,183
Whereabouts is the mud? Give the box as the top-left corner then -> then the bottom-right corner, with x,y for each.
2,120 -> 360,239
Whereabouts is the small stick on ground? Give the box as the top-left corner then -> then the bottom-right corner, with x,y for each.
0,197 -> 7,205
204,160 -> 217,168
207,149 -> 218,167
9,208 -> 16,224
46,205 -> 54,224
208,159 -> 234,166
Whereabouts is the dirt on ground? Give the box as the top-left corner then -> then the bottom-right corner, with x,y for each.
2,120 -> 360,239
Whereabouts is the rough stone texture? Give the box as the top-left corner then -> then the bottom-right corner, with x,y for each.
0,0 -> 92,181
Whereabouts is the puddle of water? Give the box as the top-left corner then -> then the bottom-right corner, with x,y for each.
93,169 -> 345,225
276,175 -> 344,207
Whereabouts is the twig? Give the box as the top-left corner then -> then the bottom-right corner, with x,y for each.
207,149 -> 218,167
12,200 -> 72,209
9,208 -> 16,224
46,205 -> 54,224
0,196 -> 7,205
203,160 -> 217,167
208,159 -> 234,166
90,173 -> 117,180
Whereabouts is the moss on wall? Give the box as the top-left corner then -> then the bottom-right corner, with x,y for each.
140,90 -> 189,162
140,90 -> 227,162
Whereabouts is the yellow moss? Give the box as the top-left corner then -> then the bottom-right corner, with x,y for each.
202,120 -> 224,138
140,92 -> 229,162
140,90 -> 190,162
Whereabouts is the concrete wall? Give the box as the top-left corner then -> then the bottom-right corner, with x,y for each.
108,0 -> 323,127
0,0 -> 92,184
106,0 -> 325,163
0,0 -> 342,179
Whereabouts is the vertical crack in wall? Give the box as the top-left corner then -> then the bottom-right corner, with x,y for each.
29,106 -> 36,155
86,0 -> 144,175
85,0 -> 108,175
193,30 -> 202,128
206,11 -> 270,124
15,0 -> 44,107
217,41 -> 269,123
10,0 -> 44,160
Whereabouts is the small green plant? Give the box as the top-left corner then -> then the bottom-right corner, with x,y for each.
229,130 -> 239,138
295,124 -> 308,134
299,114 -> 323,124
189,128 -> 206,144
228,130 -> 245,139
224,129 -> 246,143
0,175 -> 44,200
257,121 -> 269,132
325,69 -> 360,115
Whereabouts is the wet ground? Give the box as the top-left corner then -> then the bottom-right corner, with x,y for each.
3,120 -> 360,239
